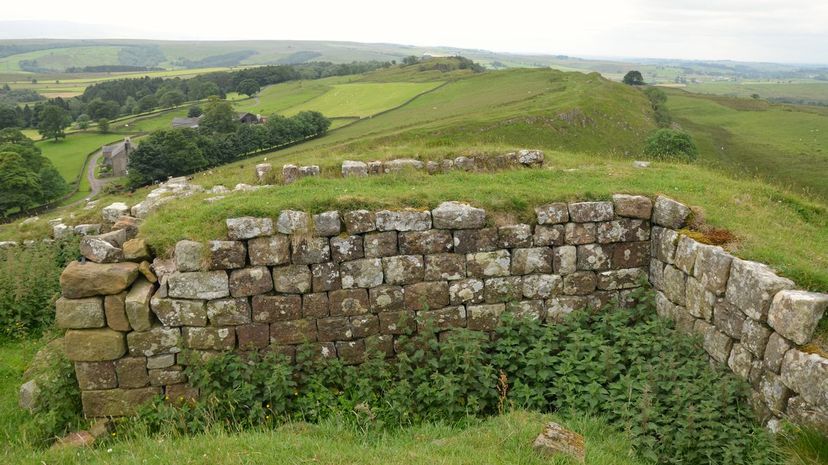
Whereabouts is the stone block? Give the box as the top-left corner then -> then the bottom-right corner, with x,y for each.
127,327 -> 182,357
522,274 -> 562,300
369,285 -> 405,312
651,226 -> 678,264
311,263 -> 341,292
564,222 -> 596,245
431,202 -> 486,229
534,225 -> 565,247
511,247 -> 553,275
81,387 -> 161,417
375,210 -> 431,231
317,317 -> 352,341
696,320 -> 732,363
277,210 -> 310,234
768,290 -> 828,345
417,306 -> 467,330
649,258 -> 665,290
313,211 -> 341,236
342,160 -> 368,177
149,366 -> 186,386
226,217 -> 274,240
79,236 -> 123,263
692,245 -> 733,295
379,311 -> 416,335
343,210 -> 376,234
652,196 -> 691,229
466,250 -> 511,278
662,265 -> 687,305
206,298 -> 250,326
467,303 -> 505,331
75,361 -> 117,390
272,265 -> 312,294
399,230 -> 453,254
449,278 -> 485,305
146,354 -> 175,370
546,296 -> 589,322
382,255 -> 425,285
125,278 -> 155,331
532,421 -> 585,463
726,259 -> 795,321
65,329 -> 126,361
236,324 -> 270,350
151,297 -> 207,327
271,320 -> 317,345
207,241 -> 246,270
453,227 -> 498,254
341,258 -> 383,288
252,295 -> 302,322
102,202 -> 130,223
563,271 -> 597,295
255,163 -> 272,182
685,276 -> 715,320
56,297 -> 105,329
424,253 -> 465,281
168,271 -> 229,300
174,240 -> 205,272
336,340 -> 366,365
760,371 -> 791,414
104,292 -> 131,331
553,245 -> 577,274
673,236 -> 700,275
741,319 -> 772,358
329,289 -> 370,316
786,396 -> 828,436
535,203 -> 569,225
483,276 -> 522,303
364,231 -> 398,257
350,314 -> 379,338
568,201 -> 613,222
291,236 -> 330,264
498,224 -> 533,248
183,327 -> 235,351
123,238 -> 151,262
611,194 -> 652,219
713,299 -> 747,339
330,235 -> 364,263
115,357 -> 149,389
302,293 -> 330,318
506,300 -> 546,321
60,261 -> 140,299
596,219 -> 649,244
248,235 -> 291,266
763,332 -> 792,373
611,241 -> 649,269
727,343 -> 753,379
576,244 -> 611,271
228,266 -> 272,297
405,281 -> 449,310
780,350 -> 828,409
597,268 -> 646,290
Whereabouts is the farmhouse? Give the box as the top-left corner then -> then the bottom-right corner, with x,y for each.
101,138 -> 132,177
238,112 -> 263,124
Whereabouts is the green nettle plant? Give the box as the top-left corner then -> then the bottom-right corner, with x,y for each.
127,287 -> 777,465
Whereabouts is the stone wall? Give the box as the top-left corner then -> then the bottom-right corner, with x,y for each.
52,195 -> 827,432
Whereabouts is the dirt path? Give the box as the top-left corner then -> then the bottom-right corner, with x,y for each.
86,149 -> 109,199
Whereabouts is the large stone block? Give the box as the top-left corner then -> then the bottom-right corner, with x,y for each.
330,236 -> 364,263
568,201 -> 613,223
104,292 -> 131,331
431,202 -> 486,229
522,274 -> 562,300
662,265 -> 686,305
252,295 -> 302,322
424,253 -> 465,281
82,387 -> 161,417
336,340 -> 366,365
364,231 -> 398,258
786,396 -> 828,436
405,281 -> 449,310
102,202 -> 130,223
127,327 -> 182,357
115,357 -> 149,388
597,268 -> 646,290
369,285 -> 405,312
728,343 -> 753,379
546,296 -> 589,322
271,319 -> 318,345
449,278 -> 485,305
168,271 -> 229,300
483,276 -> 523,303
379,310 -> 417,335
302,292 -> 330,318
317,317 -> 352,341
375,210 -> 431,231
611,241 -> 649,269
291,237 -> 331,264
553,245 -> 577,275
342,160 -> 368,177
759,371 -> 791,414
713,299 -> 746,339
650,226 -> 678,264
562,271 -> 597,296
596,219 -> 649,244
65,329 -> 126,361
741,319 -> 772,358
272,265 -> 312,294
236,324 -> 270,350
535,203 -> 569,225
313,211 -> 341,237
151,297 -> 207,327
652,196 -> 691,229
564,223 -> 596,245
350,314 -> 379,338
277,210 -> 310,234
763,332 -> 791,373
673,236 -> 700,275
685,276 -> 715,320
453,228 -> 498,254
311,262 -> 341,292
611,194 -> 652,220
511,247 -> 553,275
123,238 -> 151,262
56,297 -> 105,329
506,300 -> 546,321
247,235 -> 291,266
208,241 -> 246,270
780,350 -> 828,409
174,240 -> 206,272
497,224 -> 533,248
533,225 -> 565,247
576,244 -> 611,271
229,266 -> 273,297
726,259 -> 794,321
207,298 -> 251,326
60,261 -> 140,298
343,210 -> 376,234
768,290 -> 827,345
693,245 -> 732,295
329,289 -> 370,316
695,320 -> 733,363
466,250 -> 511,278
418,306 -> 467,330
399,230 -> 453,254
382,255 -> 425,285
183,327 -> 235,351
79,236 -> 123,263
125,278 -> 156,331
226,217 -> 274,240
149,366 -> 186,386
467,303 -> 505,331
341,258 -> 383,288
75,361 -> 117,390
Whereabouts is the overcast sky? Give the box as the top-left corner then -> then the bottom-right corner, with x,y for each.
3,0 -> 827,64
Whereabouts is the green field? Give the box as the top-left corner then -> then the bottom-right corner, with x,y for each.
683,81 -> 828,106
0,46 -> 122,73
281,82 -> 443,118
36,132 -> 127,183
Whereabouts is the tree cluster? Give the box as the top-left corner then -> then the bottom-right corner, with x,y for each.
0,128 -> 68,215
127,106 -> 330,187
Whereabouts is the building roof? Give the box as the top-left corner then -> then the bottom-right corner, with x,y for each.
172,117 -> 201,128
102,141 -> 127,157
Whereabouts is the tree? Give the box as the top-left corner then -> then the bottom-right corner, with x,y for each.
751,93 -> 760,99
643,87 -> 671,127
127,129 -> 207,186
85,98 -> 120,120
75,114 -> 91,130
97,118 -> 110,133
402,56 -> 420,65
159,90 -> 185,108
188,105 -> 203,118
37,104 -> 70,141
137,95 -> 159,112
237,79 -> 261,98
199,96 -> 237,134
623,70 -> 645,86
0,151 -> 42,214
644,129 -> 698,162
0,105 -> 20,129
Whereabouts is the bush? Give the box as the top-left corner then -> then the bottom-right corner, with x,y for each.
126,288 -> 776,464
0,238 -> 79,339
644,128 -> 698,162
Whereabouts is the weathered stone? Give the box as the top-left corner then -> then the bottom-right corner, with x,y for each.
53,223 -> 73,239
252,295 -> 302,322
168,271 -> 229,300
727,343 -> 753,379
693,245 -> 732,295
18,380 -> 40,412
65,329 -> 126,361
277,210 -> 310,234
368,161 -> 384,175
206,298 -> 250,326
399,230 -> 453,254
405,281 -> 450,310
350,314 -> 379,338
122,238 -> 151,262
174,240 -> 205,272
741,319 -> 772,358
146,354 -> 175,370
418,306 -> 467,330
382,255 -> 424,285
226,217 -> 274,240
149,366 -> 186,386
115,357 -> 149,388
341,258 -> 383,288
330,235 -> 364,263
781,350 -> 828,409
498,224 -> 533,248
342,160 -> 368,177
369,285 -> 404,312
662,265 -> 687,305
81,387 -> 161,417
713,299 -> 746,339
517,149 -> 544,166
453,228 -> 498,253
384,158 -> 425,173
247,235 -> 291,266
74,224 -> 102,236
343,210 -> 376,234
695,320 -> 733,363
764,332 -> 792,373
511,247 -> 553,275
236,324 -> 270,350
127,327 -> 182,357
532,422 -> 585,463
612,194 -> 652,220
151,297 -> 207,327
302,292 -> 330,318
424,253 -> 465,281
255,163 -> 272,182
75,361 -> 117,390
272,265 -> 311,294
112,216 -> 139,238
299,164 -> 320,178
431,202 -> 486,229
596,219 -> 649,244
533,225 -> 564,247
652,195 -> 691,229
467,303 -> 505,331
336,340 -> 366,365
79,236 -> 123,263
97,229 -> 128,247
673,236 -> 700,275
56,297 -> 105,329
317,317 -> 352,341
484,276 -> 523,303
313,211 -> 341,236
786,396 -> 828,436
311,262 -> 341,292
104,292 -> 130,331
375,210 -> 431,231
597,268 -> 646,290
60,261 -> 140,298
522,274 -> 562,299
576,244 -> 611,271
138,261 -> 157,283
364,231 -> 398,258
760,371 -> 792,414
651,226 -> 678,264
564,222 -> 596,245
553,245 -> 577,275
568,201 -> 613,222
291,236 -> 331,264
329,289 -> 370,316
563,271 -> 597,295
449,278 -> 485,305
466,250 -> 511,278
207,241 -> 246,270
726,259 -> 795,321
506,300 -> 545,321
151,258 -> 177,281
685,276 -> 715,320
546,296 -> 589,322
535,203 -> 569,224
611,241 -> 650,269
454,156 -> 476,171
767,290 -> 828,344
655,291 -> 677,321
379,310 -> 416,334
125,278 -> 156,331
282,164 -> 300,184
102,202 -> 130,223
271,319 -> 318,344
183,327 -> 235,350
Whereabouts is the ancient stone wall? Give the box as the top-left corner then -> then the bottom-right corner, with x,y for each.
52,195 -> 827,432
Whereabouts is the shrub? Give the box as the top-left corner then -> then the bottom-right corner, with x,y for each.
643,87 -> 672,127
643,128 -> 698,162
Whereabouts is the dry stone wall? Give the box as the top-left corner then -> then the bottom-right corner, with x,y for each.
52,195 -> 828,432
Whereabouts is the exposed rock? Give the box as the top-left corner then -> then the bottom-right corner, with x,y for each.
726,259 -> 794,321
55,297 -> 105,329
418,306 -> 467,330
64,329 -> 126,361
424,253 -> 466,281
652,195 -> 691,229
53,223 -> 73,239
75,361 -> 117,390
532,422 -> 585,463
369,285 -> 405,312
292,236 -> 331,264
226,217 -> 274,240
183,327 -> 235,351
511,247 -> 553,275
576,244 -> 612,271
673,236 -> 700,274
167,271 -> 229,300
763,332 -> 791,373
399,230 -> 453,254
138,261 -> 157,283
102,202 -> 130,223
431,201 -> 486,229
562,271 -> 597,296
767,290 -> 828,345
375,209 -> 431,231
277,210 -> 310,234
553,245 -> 577,275
79,236 -> 123,264
255,163 -> 272,182
282,164 -> 299,184
342,160 -> 368,177
74,224 -> 102,236
60,261 -> 140,298
19,380 -> 40,412
612,194 -> 652,220
467,303 -> 505,330
517,149 -> 544,166
125,278 -> 156,331
449,278 -> 485,305
780,350 -> 828,409
483,276 -> 523,303
568,201 -> 613,222
343,210 -> 376,234
252,295 -> 302,322
533,225 -> 564,246
633,160 -> 650,168
248,235 -> 290,266
597,268 -> 647,290
313,211 -> 342,236
52,430 -> 96,449
693,244 -> 733,295
175,240 -> 205,272
329,289 -> 370,316
331,236 -> 364,263
123,238 -> 151,262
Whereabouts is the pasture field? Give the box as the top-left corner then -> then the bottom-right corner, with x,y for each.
0,46 -> 122,73
232,76 -> 353,115
281,81 -> 443,118
683,80 -> 828,106
36,132 -> 127,183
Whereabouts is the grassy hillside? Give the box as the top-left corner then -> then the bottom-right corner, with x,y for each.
683,81 -> 828,106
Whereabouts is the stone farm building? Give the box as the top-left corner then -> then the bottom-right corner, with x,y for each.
101,138 -> 133,177
171,116 -> 202,129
